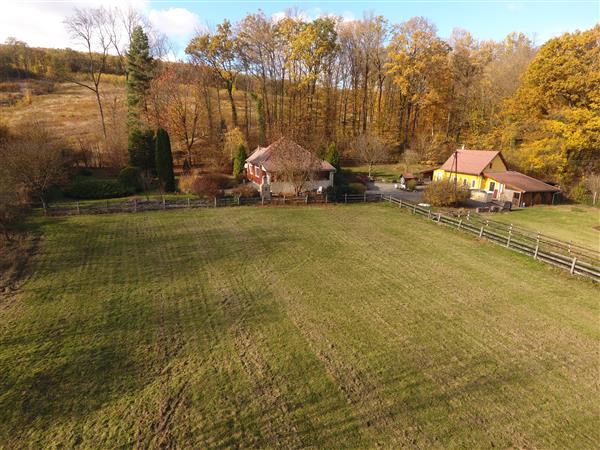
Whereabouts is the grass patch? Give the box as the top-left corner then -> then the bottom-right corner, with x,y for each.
0,205 -> 598,447
484,204 -> 600,250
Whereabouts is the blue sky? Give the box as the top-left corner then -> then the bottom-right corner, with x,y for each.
192,1 -> 598,43
2,1 -> 598,57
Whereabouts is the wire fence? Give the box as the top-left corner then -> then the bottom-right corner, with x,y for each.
43,192 -> 600,282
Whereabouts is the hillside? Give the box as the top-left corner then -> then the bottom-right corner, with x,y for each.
1,205 -> 597,448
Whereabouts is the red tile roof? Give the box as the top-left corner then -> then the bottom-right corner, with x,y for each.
440,150 -> 502,175
246,138 -> 336,172
485,171 -> 560,193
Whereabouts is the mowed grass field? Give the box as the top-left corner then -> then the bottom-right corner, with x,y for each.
484,204 -> 600,250
1,205 -> 598,448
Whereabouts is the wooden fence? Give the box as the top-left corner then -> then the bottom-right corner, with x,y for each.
381,195 -> 600,282
43,192 -> 599,282
44,194 -> 335,216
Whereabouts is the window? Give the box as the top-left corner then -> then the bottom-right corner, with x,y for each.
471,180 -> 476,188
488,181 -> 496,192
437,173 -> 443,181
463,178 -> 468,186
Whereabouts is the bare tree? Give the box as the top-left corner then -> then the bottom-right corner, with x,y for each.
270,138 -> 322,195
149,65 -> 206,164
64,7 -> 112,138
0,123 -> 67,211
353,132 -> 389,178
585,174 -> 600,205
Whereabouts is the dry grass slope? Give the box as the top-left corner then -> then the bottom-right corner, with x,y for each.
0,204 -> 598,448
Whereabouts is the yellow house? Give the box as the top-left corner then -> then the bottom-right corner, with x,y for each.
433,149 -> 508,191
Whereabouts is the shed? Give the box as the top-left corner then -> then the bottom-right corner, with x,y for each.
484,171 -> 560,207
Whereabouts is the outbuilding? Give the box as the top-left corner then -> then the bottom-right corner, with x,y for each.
484,171 -> 560,207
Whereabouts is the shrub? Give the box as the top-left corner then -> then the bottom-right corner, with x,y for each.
155,128 -> 175,192
232,184 -> 259,198
77,168 -> 93,177
118,166 -> 142,191
423,181 -> 470,206
406,179 -> 417,191
63,179 -> 133,199
347,182 -> 367,194
191,176 -> 220,198
178,174 -> 196,194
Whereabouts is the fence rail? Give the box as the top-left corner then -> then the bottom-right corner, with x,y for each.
44,194 -> 336,216
382,195 -> 600,282
43,192 -> 599,282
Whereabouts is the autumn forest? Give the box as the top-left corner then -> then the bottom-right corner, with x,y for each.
1,8 -> 599,189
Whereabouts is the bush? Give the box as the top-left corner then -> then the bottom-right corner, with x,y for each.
423,181 -> 470,206
178,174 -> 196,194
232,184 -> 259,198
118,166 -> 142,191
191,176 -> 220,199
406,179 -> 417,191
63,179 -> 133,199
347,182 -> 367,194
77,168 -> 93,177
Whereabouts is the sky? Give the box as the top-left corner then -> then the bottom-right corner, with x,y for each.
2,0 -> 599,58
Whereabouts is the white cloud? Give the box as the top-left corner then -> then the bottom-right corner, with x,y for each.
0,0 -> 199,55
148,7 -> 202,38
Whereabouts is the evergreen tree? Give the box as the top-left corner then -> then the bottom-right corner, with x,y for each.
155,128 -> 175,192
325,142 -> 341,173
128,128 -> 155,173
232,144 -> 247,177
127,26 -> 154,128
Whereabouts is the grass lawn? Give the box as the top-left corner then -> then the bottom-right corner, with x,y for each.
345,163 -> 432,181
1,205 -> 598,448
484,204 -> 600,250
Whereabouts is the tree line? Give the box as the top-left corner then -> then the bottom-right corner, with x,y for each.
1,7 -> 599,188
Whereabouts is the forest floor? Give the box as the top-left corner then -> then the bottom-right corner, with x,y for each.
1,204 -> 598,448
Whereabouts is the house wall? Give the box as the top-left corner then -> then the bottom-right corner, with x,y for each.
247,163 -> 265,185
268,179 -> 333,195
482,155 -> 508,174
432,169 -> 485,189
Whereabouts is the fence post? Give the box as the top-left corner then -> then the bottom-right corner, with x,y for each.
413,204 -> 416,214
506,224 -> 512,247
345,193 -> 347,204
399,199 -> 402,208
534,233 -> 540,260
427,209 -> 431,219
570,256 -> 577,274
364,193 -> 367,202
187,197 -> 191,208
261,196 -> 264,206
466,211 -> 470,221
133,199 -> 137,213
305,195 -> 309,204
214,197 -> 217,208
283,196 -> 286,204
437,213 -> 442,224
162,196 -> 166,210
325,194 -> 328,204
76,201 -> 80,215
479,222 -> 485,237
458,219 -> 462,230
